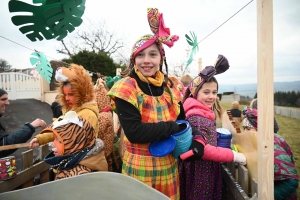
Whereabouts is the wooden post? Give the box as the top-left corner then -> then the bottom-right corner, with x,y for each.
198,58 -> 202,72
257,0 -> 274,199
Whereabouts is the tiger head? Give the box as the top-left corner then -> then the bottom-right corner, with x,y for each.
42,111 -> 96,155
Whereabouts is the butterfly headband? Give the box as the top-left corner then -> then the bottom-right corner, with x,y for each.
189,55 -> 230,97
130,8 -> 179,63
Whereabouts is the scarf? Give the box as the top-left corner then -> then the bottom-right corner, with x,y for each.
134,66 -> 164,87
44,147 -> 92,170
242,107 -> 258,129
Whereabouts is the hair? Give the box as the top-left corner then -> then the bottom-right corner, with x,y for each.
183,76 -> 223,119
57,64 -> 95,111
232,101 -> 240,109
180,74 -> 193,87
250,98 -> 257,109
121,41 -> 171,86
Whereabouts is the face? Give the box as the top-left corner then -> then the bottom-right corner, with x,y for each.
196,81 -> 218,108
0,94 -> 10,115
52,135 -> 63,156
63,85 -> 75,108
134,44 -> 161,77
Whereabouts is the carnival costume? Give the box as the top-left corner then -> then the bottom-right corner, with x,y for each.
179,55 -> 230,200
108,8 -> 183,200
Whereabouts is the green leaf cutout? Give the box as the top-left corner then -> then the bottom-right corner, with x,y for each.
30,51 -> 53,83
9,0 -> 86,41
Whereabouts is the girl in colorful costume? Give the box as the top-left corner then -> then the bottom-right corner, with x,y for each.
108,8 -> 192,200
179,55 -> 246,200
242,107 -> 299,200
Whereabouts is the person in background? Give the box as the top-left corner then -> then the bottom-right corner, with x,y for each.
243,107 -> 298,200
168,75 -> 185,97
51,95 -> 62,122
0,89 -> 47,158
108,8 -> 193,200
180,74 -> 193,96
250,98 -> 279,133
94,76 -> 119,172
230,100 -> 243,128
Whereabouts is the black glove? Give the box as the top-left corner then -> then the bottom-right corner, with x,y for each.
184,140 -> 205,161
178,123 -> 187,132
191,127 -> 201,136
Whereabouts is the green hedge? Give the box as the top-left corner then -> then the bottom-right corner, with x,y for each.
217,93 -> 222,100
223,92 -> 234,95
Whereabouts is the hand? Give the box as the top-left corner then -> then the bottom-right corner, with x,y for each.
30,118 -> 47,129
181,140 -> 205,161
29,138 -> 40,148
232,151 -> 246,165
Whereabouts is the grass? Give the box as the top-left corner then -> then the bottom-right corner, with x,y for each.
219,102 -> 300,196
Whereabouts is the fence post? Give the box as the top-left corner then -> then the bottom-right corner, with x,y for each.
10,73 -> 16,100
39,145 -> 50,183
22,149 -> 34,188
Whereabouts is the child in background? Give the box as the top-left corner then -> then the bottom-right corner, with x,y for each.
43,111 -> 107,180
180,74 -> 193,95
94,77 -> 119,172
51,95 -> 62,122
179,55 -> 242,200
230,100 -> 243,128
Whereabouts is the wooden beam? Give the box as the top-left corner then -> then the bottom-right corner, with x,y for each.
257,0 -> 274,199
0,143 -> 30,151
198,58 -> 202,72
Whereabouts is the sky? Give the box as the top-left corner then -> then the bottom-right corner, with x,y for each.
0,0 -> 299,85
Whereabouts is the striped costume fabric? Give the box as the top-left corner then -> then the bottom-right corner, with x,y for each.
108,77 -> 181,200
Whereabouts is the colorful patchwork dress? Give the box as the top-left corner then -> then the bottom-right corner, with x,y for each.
108,77 -> 181,200
274,133 -> 299,200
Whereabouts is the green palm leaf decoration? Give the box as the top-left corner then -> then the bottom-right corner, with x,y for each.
9,0 -> 86,41
185,31 -> 199,69
30,51 -> 53,83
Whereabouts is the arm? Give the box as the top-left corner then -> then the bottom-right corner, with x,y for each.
0,124 -> 35,157
202,144 -> 234,162
177,102 -> 186,120
34,132 -> 54,145
115,98 -> 182,143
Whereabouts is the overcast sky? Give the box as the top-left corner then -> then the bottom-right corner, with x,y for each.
0,0 -> 299,85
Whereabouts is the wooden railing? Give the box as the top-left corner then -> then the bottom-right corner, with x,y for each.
222,110 -> 258,199
0,145 -> 53,193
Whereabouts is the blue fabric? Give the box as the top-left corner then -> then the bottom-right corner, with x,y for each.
274,179 -> 298,200
0,124 -> 35,158
44,147 -> 92,170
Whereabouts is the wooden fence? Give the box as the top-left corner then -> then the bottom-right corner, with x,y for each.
223,110 -> 258,200
0,145 -> 53,193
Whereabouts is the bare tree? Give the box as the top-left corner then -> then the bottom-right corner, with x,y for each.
169,59 -> 191,78
57,20 -> 126,59
0,59 -> 12,72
